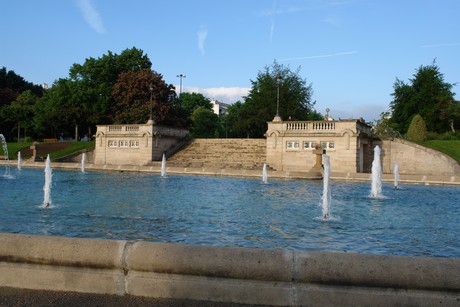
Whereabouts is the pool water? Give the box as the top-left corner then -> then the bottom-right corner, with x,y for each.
1,168 -> 459,257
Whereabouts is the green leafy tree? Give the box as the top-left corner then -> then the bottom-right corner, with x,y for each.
406,114 -> 427,142
222,101 -> 246,138
112,68 -> 175,124
237,61 -> 316,137
390,61 -> 457,134
0,67 -> 43,139
372,111 -> 402,140
179,92 -> 212,118
36,78 -> 86,139
1,90 -> 37,141
68,47 -> 152,126
190,106 -> 219,138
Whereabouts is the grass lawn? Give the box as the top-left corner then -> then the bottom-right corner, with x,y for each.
2,142 -> 32,160
3,141 -> 94,161
48,141 -> 95,160
422,140 -> 460,164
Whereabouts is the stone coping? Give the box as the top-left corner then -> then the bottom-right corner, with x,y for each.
1,160 -> 459,186
0,233 -> 459,306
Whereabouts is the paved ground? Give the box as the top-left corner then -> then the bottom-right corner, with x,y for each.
0,287 -> 259,307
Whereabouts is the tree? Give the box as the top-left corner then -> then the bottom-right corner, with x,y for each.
390,61 -> 457,134
112,68 -> 175,124
1,90 -> 37,141
68,47 -> 152,126
190,106 -> 219,138
236,61 -> 316,137
406,114 -> 427,142
179,92 -> 212,118
372,111 -> 402,140
0,67 -> 43,139
222,101 -> 246,138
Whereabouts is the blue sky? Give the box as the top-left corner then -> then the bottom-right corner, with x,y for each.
1,0 -> 459,122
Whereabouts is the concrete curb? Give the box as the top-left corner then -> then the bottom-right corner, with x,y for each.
1,160 -> 459,185
0,234 -> 459,306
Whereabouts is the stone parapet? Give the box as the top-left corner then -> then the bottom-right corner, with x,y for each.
0,233 -> 458,306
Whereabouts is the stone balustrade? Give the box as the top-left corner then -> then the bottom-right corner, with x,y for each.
282,120 -> 370,135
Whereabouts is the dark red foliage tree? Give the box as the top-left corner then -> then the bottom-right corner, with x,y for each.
112,68 -> 175,124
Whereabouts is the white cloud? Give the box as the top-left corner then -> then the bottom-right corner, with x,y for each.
178,86 -> 250,104
197,25 -> 208,55
75,0 -> 105,34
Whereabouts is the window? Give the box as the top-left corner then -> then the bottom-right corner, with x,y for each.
130,140 -> 139,147
321,142 -> 335,150
108,140 -> 117,147
286,141 -> 299,149
303,141 -> 316,149
119,140 -> 129,147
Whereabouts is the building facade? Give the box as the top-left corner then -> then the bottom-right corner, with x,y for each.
266,118 -> 373,173
94,124 -> 189,165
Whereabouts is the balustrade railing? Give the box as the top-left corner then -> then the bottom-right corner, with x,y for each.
103,124 -> 189,137
285,121 -> 336,131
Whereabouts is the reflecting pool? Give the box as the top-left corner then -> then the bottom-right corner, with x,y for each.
1,168 -> 459,257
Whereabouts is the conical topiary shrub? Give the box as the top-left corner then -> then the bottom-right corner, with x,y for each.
406,114 -> 427,142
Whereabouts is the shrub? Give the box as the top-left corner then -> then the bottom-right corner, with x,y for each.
406,114 -> 427,142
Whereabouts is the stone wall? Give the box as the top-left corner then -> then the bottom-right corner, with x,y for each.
0,233 -> 458,306
379,139 -> 460,175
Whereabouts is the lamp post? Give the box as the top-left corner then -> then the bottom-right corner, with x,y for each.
274,75 -> 282,121
147,86 -> 154,125
176,74 -> 186,99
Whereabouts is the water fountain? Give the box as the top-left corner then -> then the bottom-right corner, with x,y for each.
0,133 -> 11,178
393,162 -> 399,190
161,153 -> 166,178
370,145 -> 383,198
0,166 -> 459,257
43,154 -> 52,207
81,152 -> 86,173
262,163 -> 268,184
17,151 -> 22,170
321,154 -> 331,219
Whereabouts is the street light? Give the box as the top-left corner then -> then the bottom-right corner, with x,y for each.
147,86 -> 154,125
176,74 -> 186,99
276,75 -> 282,117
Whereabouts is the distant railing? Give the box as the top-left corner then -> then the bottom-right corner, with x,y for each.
285,121 -> 336,131
108,125 -> 139,132
102,124 -> 189,138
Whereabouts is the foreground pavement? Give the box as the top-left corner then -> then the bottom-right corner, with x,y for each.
0,287 -> 261,307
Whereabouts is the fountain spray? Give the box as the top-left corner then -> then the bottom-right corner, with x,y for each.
370,145 -> 383,198
262,163 -> 268,184
161,153 -> 167,178
322,154 -> 331,219
43,154 -> 52,207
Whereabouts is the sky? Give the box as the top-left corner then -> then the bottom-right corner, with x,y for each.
1,0 -> 459,122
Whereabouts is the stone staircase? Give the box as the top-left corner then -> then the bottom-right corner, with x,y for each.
167,138 -> 267,170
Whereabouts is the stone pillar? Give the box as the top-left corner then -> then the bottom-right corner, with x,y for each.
310,144 -> 323,172
30,142 -> 40,161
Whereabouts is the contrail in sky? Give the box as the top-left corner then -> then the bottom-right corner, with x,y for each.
75,0 -> 105,34
197,25 -> 208,55
420,43 -> 460,48
280,51 -> 358,61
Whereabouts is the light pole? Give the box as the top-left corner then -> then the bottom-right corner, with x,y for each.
147,86 -> 154,124
176,74 -> 186,99
276,75 -> 282,117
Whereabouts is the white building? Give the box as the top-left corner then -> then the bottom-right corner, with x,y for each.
211,100 -> 230,116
